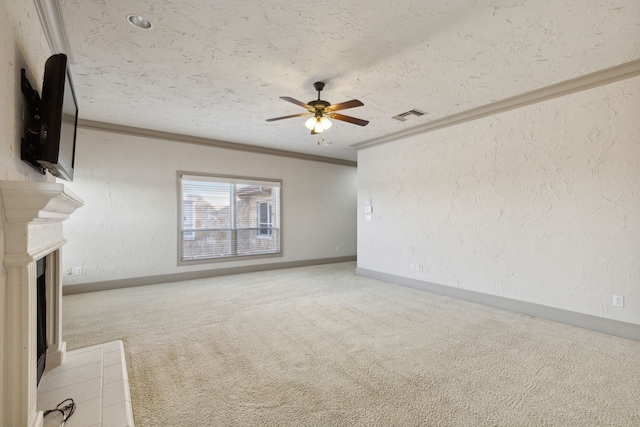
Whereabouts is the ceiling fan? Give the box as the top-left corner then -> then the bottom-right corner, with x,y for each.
265,82 -> 369,134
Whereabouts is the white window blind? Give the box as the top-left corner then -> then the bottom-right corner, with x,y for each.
180,173 -> 281,262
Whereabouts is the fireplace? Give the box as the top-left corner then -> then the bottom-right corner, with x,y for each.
0,181 -> 83,427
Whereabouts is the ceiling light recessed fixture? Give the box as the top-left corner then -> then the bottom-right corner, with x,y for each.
127,14 -> 152,30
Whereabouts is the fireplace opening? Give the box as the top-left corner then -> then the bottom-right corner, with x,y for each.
36,256 -> 47,386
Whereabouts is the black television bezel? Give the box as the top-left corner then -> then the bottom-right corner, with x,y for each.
35,53 -> 79,181
20,53 -> 78,181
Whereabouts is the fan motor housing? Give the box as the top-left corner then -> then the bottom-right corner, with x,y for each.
309,100 -> 330,110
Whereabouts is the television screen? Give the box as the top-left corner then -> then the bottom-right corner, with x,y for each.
38,53 -> 78,181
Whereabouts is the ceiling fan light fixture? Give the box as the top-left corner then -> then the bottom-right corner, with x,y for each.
305,116 -> 331,133
127,14 -> 152,30
320,116 -> 332,130
305,117 -> 317,130
313,122 -> 325,133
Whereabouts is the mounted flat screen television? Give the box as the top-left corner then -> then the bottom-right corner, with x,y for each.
21,53 -> 79,181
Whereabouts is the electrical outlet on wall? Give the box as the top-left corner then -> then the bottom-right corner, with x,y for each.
409,263 -> 424,272
613,295 -> 624,307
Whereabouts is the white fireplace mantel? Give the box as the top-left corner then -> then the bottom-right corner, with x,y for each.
0,181 -> 84,427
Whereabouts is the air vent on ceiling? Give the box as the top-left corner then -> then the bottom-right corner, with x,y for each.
392,109 -> 427,122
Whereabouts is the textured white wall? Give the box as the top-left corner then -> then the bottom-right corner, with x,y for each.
357,77 -> 640,325
62,128 -> 357,286
0,0 -> 53,182
1,0 -> 59,422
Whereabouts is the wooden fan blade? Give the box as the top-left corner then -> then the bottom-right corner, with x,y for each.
326,99 -> 364,112
265,113 -> 310,122
328,113 -> 369,126
280,96 -> 312,109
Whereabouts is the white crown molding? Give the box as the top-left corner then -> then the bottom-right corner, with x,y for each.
77,119 -> 358,167
352,59 -> 640,151
33,0 -> 74,61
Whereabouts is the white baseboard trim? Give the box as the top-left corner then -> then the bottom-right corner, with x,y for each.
63,256 -> 356,295
356,267 -> 640,342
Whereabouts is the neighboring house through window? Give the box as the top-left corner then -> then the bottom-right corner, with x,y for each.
257,201 -> 272,237
179,172 -> 281,263
182,200 -> 195,241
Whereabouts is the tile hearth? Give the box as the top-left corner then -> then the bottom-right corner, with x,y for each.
37,341 -> 134,427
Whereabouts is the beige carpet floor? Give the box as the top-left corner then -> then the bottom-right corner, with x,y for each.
63,262 -> 640,426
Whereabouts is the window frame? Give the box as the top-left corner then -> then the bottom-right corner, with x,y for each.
177,171 -> 283,265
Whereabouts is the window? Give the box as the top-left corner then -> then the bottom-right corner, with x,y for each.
179,173 -> 281,263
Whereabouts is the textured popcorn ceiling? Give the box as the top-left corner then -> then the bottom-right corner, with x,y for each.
57,0 -> 640,161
